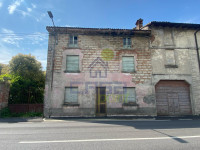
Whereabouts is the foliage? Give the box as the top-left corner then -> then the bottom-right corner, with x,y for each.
8,54 -> 45,104
9,54 -> 44,81
0,107 -> 43,118
0,63 -> 9,75
0,107 -> 11,118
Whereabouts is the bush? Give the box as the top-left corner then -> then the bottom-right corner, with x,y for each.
0,107 -> 43,118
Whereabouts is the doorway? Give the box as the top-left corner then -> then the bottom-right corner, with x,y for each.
96,87 -> 106,116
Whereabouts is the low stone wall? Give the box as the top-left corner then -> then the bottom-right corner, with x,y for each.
0,82 -> 10,110
8,104 -> 43,114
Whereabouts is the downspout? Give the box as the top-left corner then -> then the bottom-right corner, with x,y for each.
51,27 -> 57,90
194,29 -> 200,74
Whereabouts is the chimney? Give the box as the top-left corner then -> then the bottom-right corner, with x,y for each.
135,18 -> 143,30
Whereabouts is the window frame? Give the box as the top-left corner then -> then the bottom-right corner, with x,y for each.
64,87 -> 79,106
69,35 -> 78,48
123,37 -> 132,49
65,55 -> 80,73
121,56 -> 135,73
122,87 -> 138,106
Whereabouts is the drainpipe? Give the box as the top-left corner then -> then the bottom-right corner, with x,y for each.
194,29 -> 200,74
51,28 -> 57,90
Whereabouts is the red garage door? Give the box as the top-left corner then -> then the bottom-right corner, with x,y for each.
156,80 -> 192,116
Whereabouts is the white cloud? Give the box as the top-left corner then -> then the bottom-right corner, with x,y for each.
31,49 -> 47,70
0,2 -> 3,8
8,0 -> 24,14
31,3 -> 36,9
0,41 -> 19,64
0,28 -> 23,46
17,9 -> 29,17
36,13 -> 46,22
27,7 -> 32,12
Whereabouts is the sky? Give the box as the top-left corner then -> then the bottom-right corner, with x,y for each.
0,0 -> 200,70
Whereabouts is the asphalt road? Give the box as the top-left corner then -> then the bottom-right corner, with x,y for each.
0,118 -> 200,150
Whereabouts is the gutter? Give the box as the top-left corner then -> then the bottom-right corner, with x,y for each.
194,29 -> 200,74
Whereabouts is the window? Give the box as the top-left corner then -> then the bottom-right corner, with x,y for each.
123,87 -> 136,103
66,55 -> 79,73
123,38 -> 131,48
165,49 -> 178,68
69,35 -> 78,47
122,56 -> 135,73
65,87 -> 78,103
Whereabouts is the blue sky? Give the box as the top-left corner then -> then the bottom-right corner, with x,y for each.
0,0 -> 200,70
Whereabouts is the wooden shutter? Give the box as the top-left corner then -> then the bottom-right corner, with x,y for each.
65,87 -> 78,103
122,56 -> 134,72
66,55 -> 79,72
123,87 -> 136,103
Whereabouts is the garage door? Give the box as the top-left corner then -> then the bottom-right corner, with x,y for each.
156,80 -> 192,116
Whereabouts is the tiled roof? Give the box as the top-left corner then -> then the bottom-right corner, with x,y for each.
46,26 -> 151,36
144,21 -> 200,29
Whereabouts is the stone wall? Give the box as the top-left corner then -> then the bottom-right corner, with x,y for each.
0,82 -> 10,110
150,26 -> 200,115
44,29 -> 155,117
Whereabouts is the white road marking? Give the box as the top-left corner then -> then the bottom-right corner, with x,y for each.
19,135 -> 200,144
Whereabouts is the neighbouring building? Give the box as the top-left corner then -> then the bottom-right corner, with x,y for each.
44,19 -> 200,117
143,21 -> 200,116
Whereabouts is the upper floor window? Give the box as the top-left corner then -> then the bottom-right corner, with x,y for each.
66,55 -> 79,73
123,38 -> 131,48
122,56 -> 135,73
69,35 -> 78,47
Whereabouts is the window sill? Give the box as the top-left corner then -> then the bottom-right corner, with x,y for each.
63,103 -> 80,107
165,65 -> 178,68
64,70 -> 80,73
68,45 -> 79,49
122,71 -> 136,73
122,102 -> 139,106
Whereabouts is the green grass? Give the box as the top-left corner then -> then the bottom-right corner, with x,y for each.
0,107 -> 43,118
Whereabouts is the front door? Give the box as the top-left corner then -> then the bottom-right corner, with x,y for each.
96,87 -> 106,116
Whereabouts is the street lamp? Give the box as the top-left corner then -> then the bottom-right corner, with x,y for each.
47,11 -> 55,27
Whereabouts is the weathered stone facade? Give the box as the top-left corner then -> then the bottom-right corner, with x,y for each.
44,21 -> 200,117
44,27 -> 156,117
144,22 -> 200,115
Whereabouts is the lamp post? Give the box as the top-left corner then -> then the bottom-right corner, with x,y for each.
47,11 -> 55,27
47,11 -> 57,118
47,11 -> 57,89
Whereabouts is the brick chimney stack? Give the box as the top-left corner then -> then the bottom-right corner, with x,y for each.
135,18 -> 143,30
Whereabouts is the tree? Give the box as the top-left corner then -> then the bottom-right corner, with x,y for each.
9,54 -> 44,81
8,54 -> 45,104
0,63 -> 9,75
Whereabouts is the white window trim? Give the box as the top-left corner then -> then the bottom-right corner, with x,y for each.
123,37 -> 132,49
69,35 -> 78,48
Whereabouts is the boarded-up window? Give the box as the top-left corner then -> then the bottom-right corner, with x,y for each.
122,56 -> 135,73
165,50 -> 175,65
65,87 -> 78,103
123,87 -> 136,103
66,55 -> 79,72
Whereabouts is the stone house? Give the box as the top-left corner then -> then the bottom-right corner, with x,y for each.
44,19 -> 200,117
143,21 -> 200,116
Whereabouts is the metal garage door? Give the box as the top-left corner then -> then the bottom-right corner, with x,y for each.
156,80 -> 192,116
